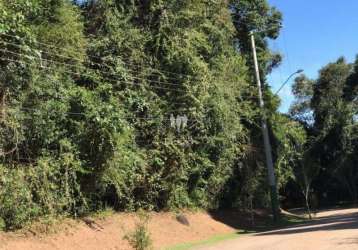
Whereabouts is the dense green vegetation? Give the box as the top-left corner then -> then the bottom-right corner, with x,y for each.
0,0 -> 356,231
288,57 -> 358,210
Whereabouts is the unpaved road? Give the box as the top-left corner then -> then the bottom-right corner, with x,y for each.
195,208 -> 358,250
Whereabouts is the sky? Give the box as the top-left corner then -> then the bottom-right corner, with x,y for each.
267,0 -> 358,113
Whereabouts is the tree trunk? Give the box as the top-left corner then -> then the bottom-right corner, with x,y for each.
303,187 -> 312,219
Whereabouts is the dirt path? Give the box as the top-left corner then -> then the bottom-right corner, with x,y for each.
195,208 -> 358,250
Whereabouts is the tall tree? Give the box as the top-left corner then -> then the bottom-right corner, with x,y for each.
290,57 -> 358,204
290,74 -> 315,126
230,0 -> 282,81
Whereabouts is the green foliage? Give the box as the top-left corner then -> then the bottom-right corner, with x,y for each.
312,58 -> 352,132
0,153 -> 84,230
230,0 -> 283,77
0,0 -> 289,229
0,217 -> 5,231
79,0 -> 260,211
0,165 -> 37,230
271,115 -> 303,189
290,56 -> 358,206
125,210 -> 152,250
289,74 -> 314,125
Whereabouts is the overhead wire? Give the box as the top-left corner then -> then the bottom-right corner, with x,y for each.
0,35 -> 260,126
16,105 -> 258,123
0,42 -> 260,101
0,38 -> 189,88
0,35 -> 264,161
272,40 -> 284,92
17,107 -> 197,121
0,56 -> 256,121
282,29 -> 293,75
0,53 -> 188,93
273,40 -> 284,92
0,33 -> 208,82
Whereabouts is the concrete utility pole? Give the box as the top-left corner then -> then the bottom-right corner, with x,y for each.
249,31 -> 279,222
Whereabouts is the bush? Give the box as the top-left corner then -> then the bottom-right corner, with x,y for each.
0,166 -> 39,230
0,153 -> 84,230
0,217 -> 5,231
124,210 -> 152,250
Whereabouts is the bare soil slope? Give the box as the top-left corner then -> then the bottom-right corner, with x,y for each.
0,211 -> 241,250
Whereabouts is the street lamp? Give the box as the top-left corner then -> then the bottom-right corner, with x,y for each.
275,69 -> 304,95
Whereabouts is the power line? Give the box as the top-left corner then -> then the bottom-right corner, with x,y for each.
282,29 -> 293,78
0,48 -> 188,93
0,48 -> 260,101
17,105 -> 257,121
7,104 -> 259,129
0,39 -> 189,88
17,107 -> 199,120
0,53 -> 258,115
0,54 -> 188,94
272,40 -> 284,90
16,101 -> 199,116
0,37 -> 262,101
0,33 -> 209,82
0,38 -> 262,120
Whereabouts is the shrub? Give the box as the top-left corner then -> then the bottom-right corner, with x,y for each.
124,210 -> 152,250
0,166 -> 40,230
0,217 -> 5,231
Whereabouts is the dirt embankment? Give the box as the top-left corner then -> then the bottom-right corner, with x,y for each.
0,211 -> 243,250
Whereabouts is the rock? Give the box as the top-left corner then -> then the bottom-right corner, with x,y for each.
82,218 -> 104,231
176,214 -> 190,226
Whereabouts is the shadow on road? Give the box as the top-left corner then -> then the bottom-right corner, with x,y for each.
255,210 -> 358,236
208,209 -> 274,232
208,208 -> 358,238
337,238 -> 358,246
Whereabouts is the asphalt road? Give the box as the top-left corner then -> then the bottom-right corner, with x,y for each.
195,208 -> 358,250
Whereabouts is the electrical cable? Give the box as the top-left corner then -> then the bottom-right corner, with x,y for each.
0,33 -> 209,82
0,54 -> 188,93
0,39 -> 189,88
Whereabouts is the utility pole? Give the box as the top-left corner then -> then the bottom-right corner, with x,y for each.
249,31 -> 279,222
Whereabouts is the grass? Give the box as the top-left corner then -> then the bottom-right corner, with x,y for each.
124,210 -> 152,250
20,215 -> 69,235
91,207 -> 116,220
279,213 -> 308,226
250,213 -> 308,233
165,231 -> 249,250
166,213 -> 308,250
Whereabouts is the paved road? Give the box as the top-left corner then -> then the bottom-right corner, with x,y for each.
195,208 -> 358,250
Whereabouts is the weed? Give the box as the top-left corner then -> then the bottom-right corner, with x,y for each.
92,207 -> 115,220
0,217 -> 5,231
124,210 -> 152,250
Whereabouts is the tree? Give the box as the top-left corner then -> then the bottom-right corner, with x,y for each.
230,0 -> 282,82
290,57 -> 358,206
311,58 -> 357,203
0,0 -> 295,230
311,57 -> 351,133
294,149 -> 320,219
289,74 -> 315,126
82,0 -> 258,210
